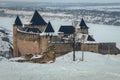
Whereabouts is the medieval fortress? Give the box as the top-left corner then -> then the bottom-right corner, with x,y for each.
13,10 -> 120,57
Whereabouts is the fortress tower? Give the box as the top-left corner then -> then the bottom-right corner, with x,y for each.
76,18 -> 89,34
13,11 -> 57,57
13,15 -> 23,57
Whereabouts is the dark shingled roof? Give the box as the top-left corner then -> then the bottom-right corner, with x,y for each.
30,10 -> 47,26
45,22 -> 55,33
59,26 -> 75,34
14,15 -> 23,26
25,28 -> 41,33
79,18 -> 88,29
87,35 -> 95,41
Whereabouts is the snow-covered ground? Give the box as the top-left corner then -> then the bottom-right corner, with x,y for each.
0,51 -> 120,80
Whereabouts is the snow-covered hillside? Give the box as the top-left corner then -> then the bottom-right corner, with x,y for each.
0,51 -> 120,80
0,27 -> 13,58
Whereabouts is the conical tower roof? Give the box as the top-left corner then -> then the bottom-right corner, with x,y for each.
45,22 -> 55,33
30,10 -> 47,26
87,35 -> 95,41
79,18 -> 88,29
14,15 -> 23,26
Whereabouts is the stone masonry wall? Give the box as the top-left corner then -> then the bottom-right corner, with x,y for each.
81,43 -> 120,54
15,30 -> 41,56
15,30 -> 55,57
51,43 -> 73,56
81,43 -> 99,53
13,28 -> 120,57
99,43 -> 119,54
17,39 -> 40,56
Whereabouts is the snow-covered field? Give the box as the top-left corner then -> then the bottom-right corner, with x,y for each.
0,52 -> 120,80
0,16 -> 120,80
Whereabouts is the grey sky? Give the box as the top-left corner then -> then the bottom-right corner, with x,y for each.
0,0 -> 120,3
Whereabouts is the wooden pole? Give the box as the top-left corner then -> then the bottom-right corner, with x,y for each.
81,35 -> 85,61
73,37 -> 75,61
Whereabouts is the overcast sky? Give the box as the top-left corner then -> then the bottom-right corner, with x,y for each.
0,0 -> 120,3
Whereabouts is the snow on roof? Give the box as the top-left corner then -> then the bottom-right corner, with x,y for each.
17,29 -> 58,37
17,29 -> 40,35
40,32 -> 57,36
24,21 -> 32,25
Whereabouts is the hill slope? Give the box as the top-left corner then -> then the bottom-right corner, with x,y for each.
0,51 -> 120,80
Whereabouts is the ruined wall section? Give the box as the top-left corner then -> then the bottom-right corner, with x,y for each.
98,43 -> 120,54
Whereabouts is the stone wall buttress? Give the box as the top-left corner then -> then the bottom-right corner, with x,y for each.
13,26 -> 18,57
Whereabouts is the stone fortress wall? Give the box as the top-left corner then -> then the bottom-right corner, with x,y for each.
13,10 -> 120,57
14,28 -> 120,57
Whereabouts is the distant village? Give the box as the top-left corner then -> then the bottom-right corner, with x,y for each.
0,6 -> 120,26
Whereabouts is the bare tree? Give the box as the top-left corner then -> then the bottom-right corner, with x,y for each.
72,20 -> 78,61
81,35 -> 86,61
